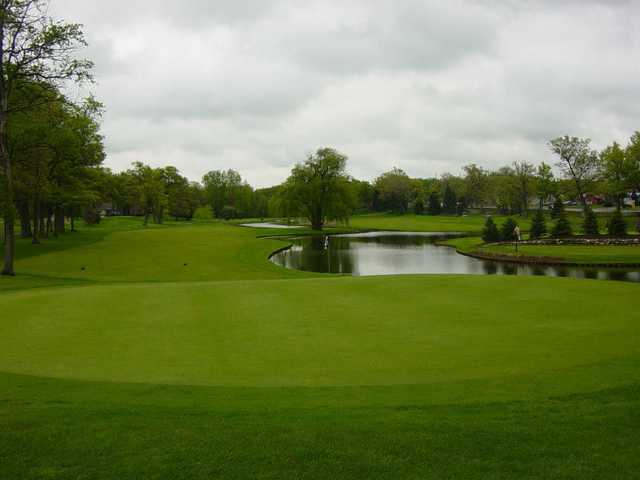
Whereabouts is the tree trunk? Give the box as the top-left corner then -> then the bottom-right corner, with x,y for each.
45,207 -> 52,238
31,200 -> 40,245
54,206 -> 65,235
0,106 -> 15,275
70,215 -> 75,232
18,201 -> 32,238
38,204 -> 46,238
572,178 -> 588,215
310,206 -> 323,231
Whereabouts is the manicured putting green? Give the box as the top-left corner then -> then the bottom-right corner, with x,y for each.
1,275 -> 637,399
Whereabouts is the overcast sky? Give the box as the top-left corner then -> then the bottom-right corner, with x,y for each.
51,0 -> 640,187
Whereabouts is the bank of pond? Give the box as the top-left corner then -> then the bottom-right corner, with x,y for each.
269,231 -> 640,283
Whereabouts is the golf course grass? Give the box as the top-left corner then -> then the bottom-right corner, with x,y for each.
349,212 -> 523,232
351,212 -> 640,236
446,236 -> 640,265
1,216 -> 639,479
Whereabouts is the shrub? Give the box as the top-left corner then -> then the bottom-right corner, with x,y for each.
582,207 -> 599,235
551,212 -> 573,237
500,218 -> 518,241
482,216 -> 500,243
530,209 -> 547,239
607,209 -> 627,236
551,196 -> 564,219
219,205 -> 238,220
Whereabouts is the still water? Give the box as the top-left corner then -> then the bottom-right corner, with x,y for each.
270,232 -> 640,282
241,222 -> 300,229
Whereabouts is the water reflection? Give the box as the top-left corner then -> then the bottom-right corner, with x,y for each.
270,232 -> 640,283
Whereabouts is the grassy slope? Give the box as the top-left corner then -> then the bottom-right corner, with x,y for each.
1,216 -> 639,479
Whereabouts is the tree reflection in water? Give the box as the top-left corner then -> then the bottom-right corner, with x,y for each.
271,232 -> 640,283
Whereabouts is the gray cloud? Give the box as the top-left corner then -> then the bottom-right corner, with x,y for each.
52,0 -> 640,187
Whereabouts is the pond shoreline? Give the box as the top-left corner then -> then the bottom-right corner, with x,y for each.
454,247 -> 640,268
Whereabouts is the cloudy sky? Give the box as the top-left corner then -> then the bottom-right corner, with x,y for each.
51,0 -> 640,187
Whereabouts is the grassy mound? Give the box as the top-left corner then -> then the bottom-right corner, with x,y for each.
1,276 -> 637,394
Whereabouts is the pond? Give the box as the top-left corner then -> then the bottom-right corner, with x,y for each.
240,222 -> 300,229
270,232 -> 640,282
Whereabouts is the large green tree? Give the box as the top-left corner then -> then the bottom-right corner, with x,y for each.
162,166 -> 202,221
513,161 -> 534,217
626,132 -> 640,194
462,164 -> 489,209
549,136 -> 598,215
11,85 -> 104,242
1,0 -> 92,275
535,162 -> 555,209
283,148 -> 354,231
374,167 -> 412,213
489,167 -> 519,215
130,162 -> 167,226
441,182 -> 457,214
599,141 -> 636,208
202,169 -> 247,218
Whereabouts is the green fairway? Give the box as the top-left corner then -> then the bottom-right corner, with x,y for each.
348,211 -> 604,234
1,217 -> 639,479
350,212 -> 506,232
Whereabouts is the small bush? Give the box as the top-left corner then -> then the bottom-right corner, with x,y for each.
551,196 -> 564,219
500,218 -> 518,241
530,209 -> 547,239
414,198 -> 425,215
219,205 -> 238,220
607,209 -> 627,236
582,208 -> 599,235
551,212 -> 573,237
193,206 -> 214,220
482,216 -> 500,243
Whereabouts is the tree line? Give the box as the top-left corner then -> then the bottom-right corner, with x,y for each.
1,0 -> 95,275
259,134 -> 640,231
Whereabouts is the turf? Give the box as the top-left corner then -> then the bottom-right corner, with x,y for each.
1,216 -> 639,479
349,212 -> 507,232
350,212 -> 640,236
482,243 -> 640,264
445,236 -> 640,264
2,275 -> 638,392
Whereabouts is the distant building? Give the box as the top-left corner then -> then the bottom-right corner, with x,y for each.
97,203 -> 117,216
